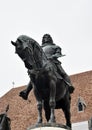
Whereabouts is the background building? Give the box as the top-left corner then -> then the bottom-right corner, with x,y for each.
0,70 -> 92,130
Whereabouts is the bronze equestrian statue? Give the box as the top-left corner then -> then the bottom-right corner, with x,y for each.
19,34 -> 74,100
11,35 -> 74,129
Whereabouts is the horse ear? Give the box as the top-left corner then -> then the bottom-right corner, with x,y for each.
17,38 -> 23,43
11,41 -> 16,46
17,39 -> 21,43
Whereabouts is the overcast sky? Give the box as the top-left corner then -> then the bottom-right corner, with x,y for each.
0,0 -> 92,97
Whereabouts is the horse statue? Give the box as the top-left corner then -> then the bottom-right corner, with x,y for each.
0,105 -> 11,130
11,35 -> 72,128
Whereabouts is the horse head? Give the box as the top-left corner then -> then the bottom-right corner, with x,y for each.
11,35 -> 46,70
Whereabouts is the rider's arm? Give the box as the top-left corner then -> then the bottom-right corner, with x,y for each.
51,46 -> 62,59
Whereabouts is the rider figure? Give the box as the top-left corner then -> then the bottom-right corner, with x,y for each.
19,34 -> 74,100
42,34 -> 74,93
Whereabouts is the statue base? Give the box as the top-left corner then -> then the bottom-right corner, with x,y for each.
27,123 -> 71,130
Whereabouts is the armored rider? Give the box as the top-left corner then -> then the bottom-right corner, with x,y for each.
42,34 -> 74,93
19,34 -> 74,100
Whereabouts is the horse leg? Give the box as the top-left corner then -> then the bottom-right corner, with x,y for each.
62,98 -> 71,128
37,101 -> 43,124
44,101 -> 50,122
49,79 -> 56,123
63,108 -> 71,128
19,81 -> 33,100
33,85 -> 43,124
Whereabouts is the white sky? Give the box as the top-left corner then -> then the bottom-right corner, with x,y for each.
0,0 -> 92,97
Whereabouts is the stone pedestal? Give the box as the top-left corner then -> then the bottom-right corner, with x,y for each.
27,123 -> 71,130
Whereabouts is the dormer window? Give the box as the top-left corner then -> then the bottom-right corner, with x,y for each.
77,96 -> 86,112
78,101 -> 84,112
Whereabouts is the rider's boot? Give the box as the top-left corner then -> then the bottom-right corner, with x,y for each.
56,64 -> 75,93
68,84 -> 75,94
65,81 -> 75,94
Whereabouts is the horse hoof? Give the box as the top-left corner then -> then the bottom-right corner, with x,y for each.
66,123 -> 71,129
35,122 -> 42,127
36,119 -> 42,124
49,119 -> 56,124
19,91 -> 28,100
